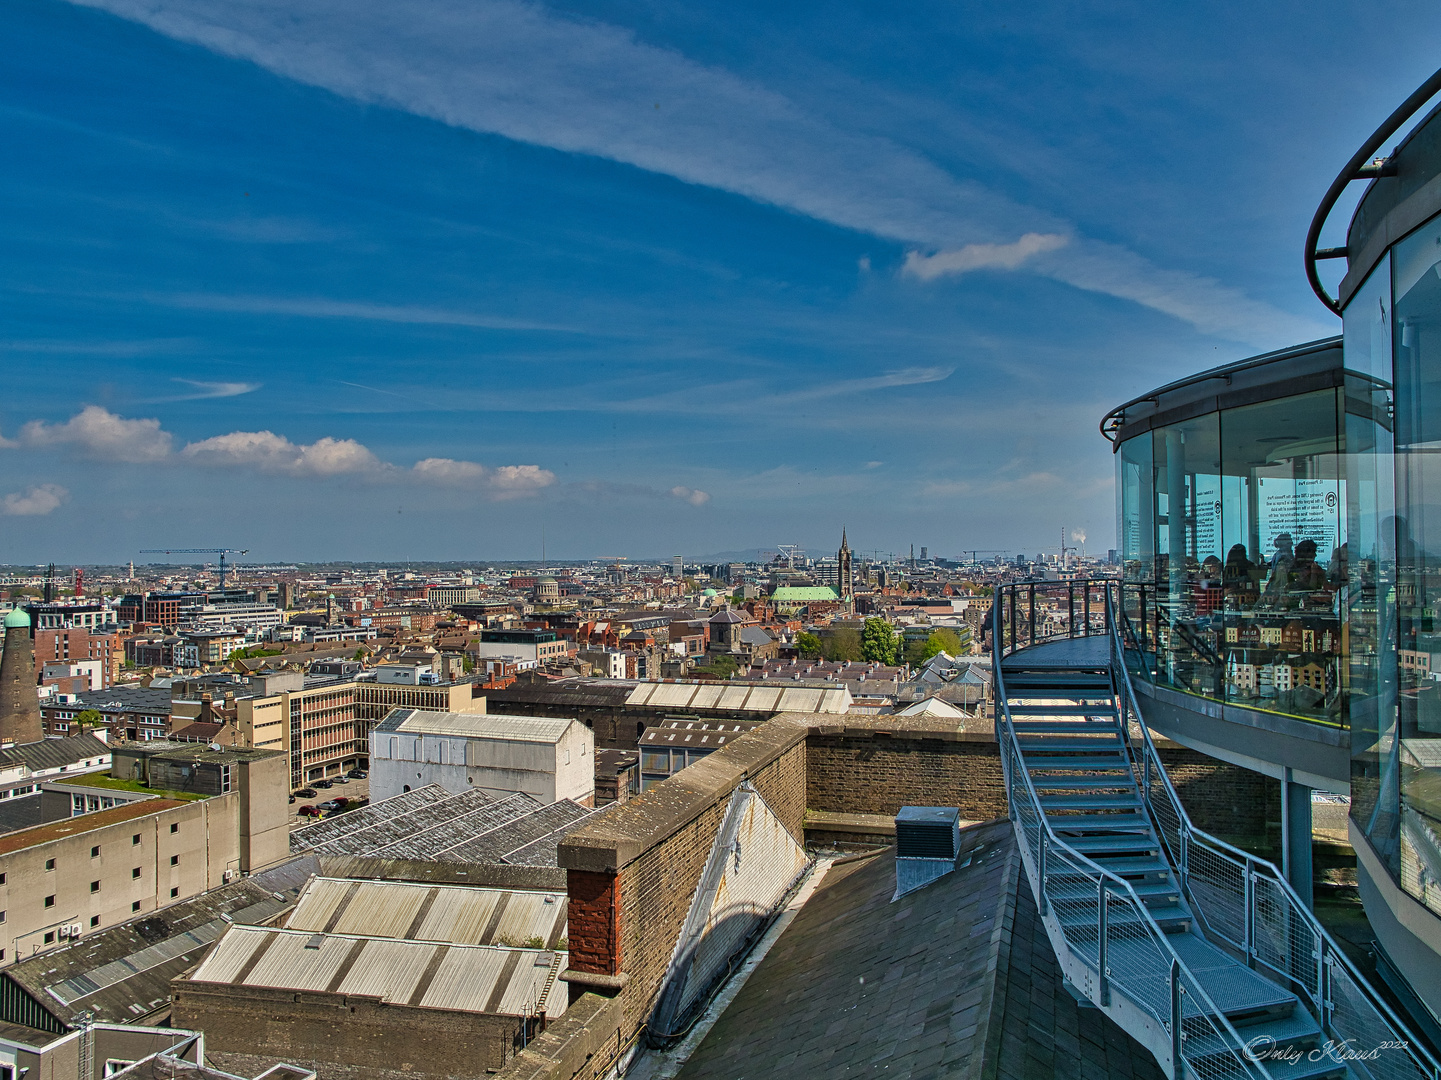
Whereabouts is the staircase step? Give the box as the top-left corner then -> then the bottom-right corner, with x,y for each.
1043,813 -> 1151,831
1057,900 -> 1191,933
1047,879 -> 1180,904
1088,855 -> 1173,877
1025,776 -> 1137,790
1063,834 -> 1161,855
1006,704 -> 1119,716
1015,738 -> 1125,752
1040,794 -> 1142,811
1025,756 -> 1130,771
1184,1008 -> 1324,1060
1011,721 -> 1122,733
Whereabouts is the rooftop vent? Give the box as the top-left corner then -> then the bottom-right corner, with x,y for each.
894,806 -> 962,900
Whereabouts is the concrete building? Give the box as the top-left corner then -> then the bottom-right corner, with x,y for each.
0,610 -> 43,747
370,709 -> 593,804
33,626 -> 119,687
471,629 -> 572,666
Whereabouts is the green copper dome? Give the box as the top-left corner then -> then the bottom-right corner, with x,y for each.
3,608 -> 30,629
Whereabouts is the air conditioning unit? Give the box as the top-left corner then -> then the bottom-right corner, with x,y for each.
69,924 -> 81,938
223,869 -> 238,883
58,926 -> 71,939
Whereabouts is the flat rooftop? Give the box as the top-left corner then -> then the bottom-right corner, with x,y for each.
375,709 -> 575,742
0,799 -> 188,856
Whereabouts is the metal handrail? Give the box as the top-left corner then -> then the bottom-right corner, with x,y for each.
991,586 -> 1271,1078
1304,65 -> 1441,315
1104,588 -> 1441,1079
995,577 -> 1441,1078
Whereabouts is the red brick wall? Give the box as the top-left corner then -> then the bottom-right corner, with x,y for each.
566,870 -> 620,975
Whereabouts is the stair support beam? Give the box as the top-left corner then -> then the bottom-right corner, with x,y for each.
1281,769 -> 1314,911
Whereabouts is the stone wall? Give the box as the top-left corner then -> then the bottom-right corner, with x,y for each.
172,983 -> 525,1076
491,992 -> 626,1080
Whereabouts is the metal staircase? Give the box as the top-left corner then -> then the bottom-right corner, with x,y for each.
992,581 -> 1441,1080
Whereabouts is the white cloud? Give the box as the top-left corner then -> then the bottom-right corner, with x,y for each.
17,405 -> 172,462
671,485 -> 711,506
0,484 -> 68,516
63,0 -> 1332,345
491,465 -> 556,494
168,378 -> 262,400
903,233 -> 1069,281
412,457 -> 489,485
412,458 -> 555,496
181,430 -> 381,476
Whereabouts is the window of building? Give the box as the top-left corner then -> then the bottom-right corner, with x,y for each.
169,823 -> 178,834
131,867 -> 140,879
90,916 -> 99,927
43,932 -> 54,945
170,887 -> 179,898
44,895 -> 54,908
170,855 -> 179,865
132,834 -> 140,845
131,901 -> 141,912
90,881 -> 100,893
91,845 -> 99,858
44,859 -> 55,871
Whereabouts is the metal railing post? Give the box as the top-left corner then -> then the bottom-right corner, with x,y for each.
1009,589 -> 1017,657
1170,960 -> 1184,1075
1099,883 -> 1111,1006
1068,582 -> 1075,638
1084,583 -> 1092,636
1037,831 -> 1048,917
1028,584 -> 1036,646
1244,866 -> 1255,968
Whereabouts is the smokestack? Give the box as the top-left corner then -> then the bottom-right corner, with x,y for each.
0,609 -> 43,746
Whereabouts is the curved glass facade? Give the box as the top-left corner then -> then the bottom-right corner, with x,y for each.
1116,360 -> 1352,729
1113,200 -> 1441,921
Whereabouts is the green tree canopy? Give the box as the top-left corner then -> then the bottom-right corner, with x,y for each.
860,618 -> 899,664
823,627 -> 862,662
795,632 -> 823,659
73,709 -> 104,730
904,627 -> 966,666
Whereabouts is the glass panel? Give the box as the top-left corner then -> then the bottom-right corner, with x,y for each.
1218,390 -> 1345,726
1153,414 -> 1225,701
1345,253 -> 1399,875
1394,215 -> 1441,913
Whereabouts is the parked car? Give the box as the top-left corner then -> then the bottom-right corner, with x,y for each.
318,800 -> 342,812
294,788 -> 317,799
314,779 -> 334,789
334,776 -> 350,784
296,805 -> 321,817
347,769 -> 368,779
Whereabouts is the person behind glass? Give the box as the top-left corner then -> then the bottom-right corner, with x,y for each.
1264,533 -> 1295,599
1223,544 -> 1258,608
1290,539 -> 1328,594
1327,543 -> 1348,587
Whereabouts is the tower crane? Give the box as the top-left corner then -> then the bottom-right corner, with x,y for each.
139,548 -> 249,587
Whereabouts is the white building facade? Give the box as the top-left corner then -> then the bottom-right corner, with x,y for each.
369,709 -> 593,805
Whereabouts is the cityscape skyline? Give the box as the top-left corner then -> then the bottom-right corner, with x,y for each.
4,1 -> 1438,562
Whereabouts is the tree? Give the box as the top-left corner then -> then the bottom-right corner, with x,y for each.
823,627 -> 862,662
73,709 -> 104,731
795,632 -> 824,659
353,648 -> 367,662
904,628 -> 966,666
860,618 -> 899,664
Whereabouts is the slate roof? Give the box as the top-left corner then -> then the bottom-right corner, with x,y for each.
289,785 -> 603,868
673,820 -> 1164,1080
0,733 -> 111,774
1,856 -> 316,1031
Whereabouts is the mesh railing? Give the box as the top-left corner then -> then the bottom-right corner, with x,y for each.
994,593 -> 1270,1078
1097,586 -> 1440,1080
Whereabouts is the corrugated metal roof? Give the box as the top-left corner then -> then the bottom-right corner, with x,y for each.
621,682 -> 852,715
284,878 -> 566,948
191,927 -> 567,1018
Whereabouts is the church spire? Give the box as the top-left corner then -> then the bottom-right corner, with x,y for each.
838,527 -> 853,602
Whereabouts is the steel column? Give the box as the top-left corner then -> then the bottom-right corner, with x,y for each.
1281,769 -> 1314,910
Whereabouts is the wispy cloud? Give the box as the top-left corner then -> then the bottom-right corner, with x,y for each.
149,292 -> 583,333
1,484 -> 68,516
66,0 -> 1330,345
904,233 -> 1069,280
150,378 -> 262,402
670,485 -> 711,506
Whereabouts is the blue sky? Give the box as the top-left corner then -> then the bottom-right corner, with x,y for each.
1,0 -> 1437,563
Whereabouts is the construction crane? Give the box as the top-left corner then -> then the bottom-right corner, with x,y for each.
139,548 -> 249,587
